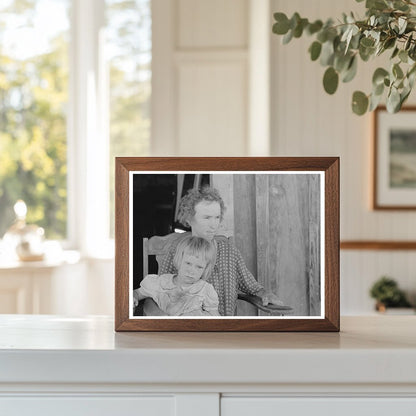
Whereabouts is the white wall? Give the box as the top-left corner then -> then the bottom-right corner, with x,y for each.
82,0 -> 416,316
152,0 -> 253,156
271,0 -> 416,313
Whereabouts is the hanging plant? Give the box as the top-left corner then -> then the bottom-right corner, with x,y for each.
272,0 -> 416,115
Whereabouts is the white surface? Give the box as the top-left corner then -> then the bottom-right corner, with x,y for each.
0,315 -> 416,387
222,398 -> 416,416
1,315 -> 415,414
1,397 -> 175,416
176,394 -> 219,416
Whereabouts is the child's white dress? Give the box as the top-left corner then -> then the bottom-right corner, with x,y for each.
138,274 -> 219,316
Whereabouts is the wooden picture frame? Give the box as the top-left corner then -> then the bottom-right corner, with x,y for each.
115,157 -> 339,332
373,106 -> 416,210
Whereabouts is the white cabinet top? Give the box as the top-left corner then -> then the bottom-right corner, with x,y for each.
0,315 -> 415,386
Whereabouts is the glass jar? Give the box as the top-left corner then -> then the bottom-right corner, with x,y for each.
3,200 -> 45,261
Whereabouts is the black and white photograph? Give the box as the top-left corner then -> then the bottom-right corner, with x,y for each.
129,171 -> 324,319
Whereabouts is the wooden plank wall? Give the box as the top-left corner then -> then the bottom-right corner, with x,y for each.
232,174 -> 321,316
233,174 -> 258,315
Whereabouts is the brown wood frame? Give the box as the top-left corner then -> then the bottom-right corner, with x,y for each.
341,241 -> 416,250
115,157 -> 340,332
373,106 -> 416,210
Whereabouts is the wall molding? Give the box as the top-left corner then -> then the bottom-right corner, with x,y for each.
341,241 -> 416,250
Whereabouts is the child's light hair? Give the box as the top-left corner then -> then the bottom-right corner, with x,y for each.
173,236 -> 217,281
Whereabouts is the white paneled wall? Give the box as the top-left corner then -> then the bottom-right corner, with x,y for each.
271,0 -> 416,314
177,57 -> 247,155
152,0 -> 250,156
150,0 -> 416,315
177,0 -> 248,48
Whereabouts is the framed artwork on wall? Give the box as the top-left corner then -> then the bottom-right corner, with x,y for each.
374,106 -> 416,210
115,157 -> 339,332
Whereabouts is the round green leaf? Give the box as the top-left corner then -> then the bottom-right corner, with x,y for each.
393,63 -> 404,79
367,0 -> 388,11
393,0 -> 409,11
359,44 -> 375,62
391,47 -> 399,59
400,88 -> 411,107
387,88 -> 401,113
372,68 -> 389,86
334,52 -> 352,73
273,13 -> 290,35
369,92 -> 383,112
317,30 -> 328,43
320,41 -> 335,66
290,13 -> 301,30
309,41 -> 322,61
282,30 -> 293,45
360,37 -> 375,48
373,82 -> 384,96
307,20 -> 323,35
342,56 -> 357,83
352,91 -> 369,115
399,50 -> 408,63
384,37 -> 396,50
293,18 -> 308,38
282,29 -> 293,44
323,67 -> 339,95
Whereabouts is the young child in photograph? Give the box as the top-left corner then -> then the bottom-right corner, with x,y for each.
133,236 -> 219,316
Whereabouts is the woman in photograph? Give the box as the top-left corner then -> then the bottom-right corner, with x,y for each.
148,186 -> 283,316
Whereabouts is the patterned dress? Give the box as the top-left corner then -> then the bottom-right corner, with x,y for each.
159,234 -> 263,316
138,274 -> 219,316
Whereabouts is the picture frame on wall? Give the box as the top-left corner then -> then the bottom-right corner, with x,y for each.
374,106 -> 416,210
115,157 -> 339,332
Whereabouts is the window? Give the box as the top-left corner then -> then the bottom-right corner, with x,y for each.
0,0 -> 151,254
0,0 -> 70,239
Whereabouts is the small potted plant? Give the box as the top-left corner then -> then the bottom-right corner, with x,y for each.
369,276 -> 413,313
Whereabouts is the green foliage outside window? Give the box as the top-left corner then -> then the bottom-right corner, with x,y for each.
0,1 -> 69,238
0,0 -> 151,240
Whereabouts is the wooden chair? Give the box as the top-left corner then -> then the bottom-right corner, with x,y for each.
135,233 -> 294,316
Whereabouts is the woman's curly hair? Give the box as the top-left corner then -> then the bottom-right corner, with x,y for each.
177,186 -> 226,227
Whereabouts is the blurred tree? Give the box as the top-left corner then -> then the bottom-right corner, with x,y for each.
0,0 -> 151,240
0,0 -> 69,238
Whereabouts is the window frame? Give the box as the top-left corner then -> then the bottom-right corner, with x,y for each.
1,0 -> 157,258
67,0 -> 111,257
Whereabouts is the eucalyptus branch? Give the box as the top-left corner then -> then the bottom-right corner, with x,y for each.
272,0 -> 416,115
